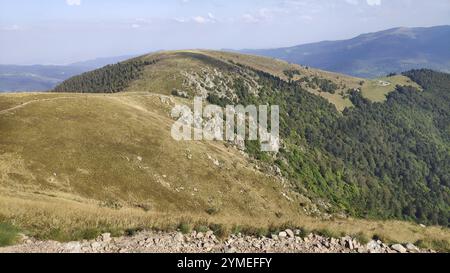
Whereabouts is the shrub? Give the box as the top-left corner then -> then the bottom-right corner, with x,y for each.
0,222 -> 20,247
372,233 -> 393,244
239,226 -> 268,238
177,221 -> 192,234
314,228 -> 341,239
353,232 -> 369,244
177,219 -> 192,234
205,207 -> 220,215
415,239 -> 450,253
209,223 -> 229,239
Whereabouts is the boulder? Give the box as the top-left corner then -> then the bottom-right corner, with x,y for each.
391,244 -> 407,253
406,243 -> 419,252
174,233 -> 184,242
101,233 -> 111,242
366,240 -> 382,253
285,229 -> 295,238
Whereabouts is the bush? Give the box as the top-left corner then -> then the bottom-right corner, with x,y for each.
193,220 -> 209,233
372,233 -> 393,244
314,228 -> 342,239
353,232 -> 369,244
415,239 -> 450,253
205,207 -> 220,215
239,226 -> 268,238
209,223 -> 229,239
177,221 -> 192,234
295,227 -> 310,238
0,222 -> 20,247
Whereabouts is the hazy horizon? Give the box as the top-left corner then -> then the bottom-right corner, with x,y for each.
1,0 -> 450,65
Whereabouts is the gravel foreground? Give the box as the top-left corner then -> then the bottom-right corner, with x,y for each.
0,229 -> 434,253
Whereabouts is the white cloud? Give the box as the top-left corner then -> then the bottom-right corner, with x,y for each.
242,14 -> 259,23
66,0 -> 81,6
191,14 -> 217,24
2,24 -> 22,31
131,24 -> 140,29
366,0 -> 381,6
345,0 -> 359,5
173,18 -> 188,23
193,16 -> 207,24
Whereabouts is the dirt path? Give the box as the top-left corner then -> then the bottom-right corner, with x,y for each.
0,96 -> 79,115
0,93 -> 172,116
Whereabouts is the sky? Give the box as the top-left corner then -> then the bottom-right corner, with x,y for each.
1,0 -> 449,65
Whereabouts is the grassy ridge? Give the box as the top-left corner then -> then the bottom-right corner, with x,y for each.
0,92 -> 302,219
53,50 -> 414,111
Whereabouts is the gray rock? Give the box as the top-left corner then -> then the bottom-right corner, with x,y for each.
330,238 -> 338,245
278,231 -> 287,238
101,233 -> 111,242
174,233 -> 184,242
366,240 -> 382,253
347,239 -> 354,250
285,229 -> 295,238
91,242 -> 101,250
391,244 -> 407,253
225,247 -> 237,253
406,243 -> 419,252
64,242 -> 82,253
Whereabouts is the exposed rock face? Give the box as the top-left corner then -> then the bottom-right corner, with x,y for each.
0,230 -> 434,254
391,244 -> 407,253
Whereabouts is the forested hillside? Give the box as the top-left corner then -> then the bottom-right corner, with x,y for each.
215,69 -> 449,226
53,58 -> 154,93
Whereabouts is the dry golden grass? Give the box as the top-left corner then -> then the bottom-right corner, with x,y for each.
1,193 -> 449,249
0,91 -> 306,241
0,92 -> 302,216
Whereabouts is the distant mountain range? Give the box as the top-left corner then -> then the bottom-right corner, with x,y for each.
240,25 -> 450,78
0,55 -> 135,92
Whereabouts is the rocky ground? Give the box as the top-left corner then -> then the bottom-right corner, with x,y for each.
0,229 -> 433,253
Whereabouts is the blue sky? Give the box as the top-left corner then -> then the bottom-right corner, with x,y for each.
1,0 -> 449,64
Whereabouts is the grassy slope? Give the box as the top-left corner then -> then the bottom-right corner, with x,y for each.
361,75 -> 422,102
122,50 -> 419,111
0,92 -> 301,216
1,51 -> 448,248
0,92 -> 312,239
1,92 -> 449,247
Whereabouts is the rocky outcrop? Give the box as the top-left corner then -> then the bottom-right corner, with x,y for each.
0,230 -> 434,253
